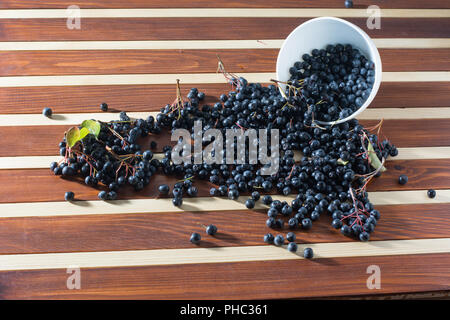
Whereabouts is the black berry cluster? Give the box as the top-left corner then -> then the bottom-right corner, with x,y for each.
287,44 -> 375,122
51,53 -> 397,244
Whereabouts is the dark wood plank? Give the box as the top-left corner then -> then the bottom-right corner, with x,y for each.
0,49 -> 277,76
0,125 -> 174,156
380,49 -> 450,72
0,204 -> 448,254
1,49 -> 448,76
361,119 -> 450,148
0,82 -> 448,115
1,18 -> 448,41
369,159 -> 450,191
0,253 -> 448,299
0,158 -> 448,203
372,82 -> 450,108
2,0 -> 448,9
0,119 -> 448,158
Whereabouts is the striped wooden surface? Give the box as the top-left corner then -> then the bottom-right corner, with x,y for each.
0,1 -> 449,300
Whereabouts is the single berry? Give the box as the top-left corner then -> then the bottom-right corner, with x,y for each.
288,217 -> 298,228
206,224 -> 217,235
345,0 -> 353,9
228,189 -> 239,200
100,102 -> 108,112
341,225 -> 351,236
274,235 -> 285,246
245,198 -> 255,209
427,189 -> 436,198
359,231 -> 370,241
390,146 -> 398,157
172,197 -> 183,207
197,92 -> 205,100
98,190 -> 107,200
303,247 -> 314,259
107,191 -> 117,200
42,107 -> 52,117
266,217 -> 276,228
158,184 -> 169,194
331,218 -> 343,229
143,150 -> 153,160
262,195 -> 273,205
251,191 -> 260,201
210,187 -> 219,196
64,191 -> 74,201
286,232 -> 296,242
301,218 -> 312,230
275,219 -> 284,229
398,174 -> 408,185
287,242 -> 298,252
50,161 -> 58,171
187,186 -> 198,197
264,233 -> 274,244
190,232 -> 201,244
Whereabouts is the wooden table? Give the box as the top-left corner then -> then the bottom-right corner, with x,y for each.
0,1 -> 449,299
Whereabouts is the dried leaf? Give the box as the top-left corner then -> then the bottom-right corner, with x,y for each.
367,140 -> 386,172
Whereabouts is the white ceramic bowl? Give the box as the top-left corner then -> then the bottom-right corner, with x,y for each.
276,17 -> 382,125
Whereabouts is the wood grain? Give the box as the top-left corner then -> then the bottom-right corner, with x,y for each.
0,204 -> 448,254
0,253 -> 448,299
0,49 -> 448,76
0,82 -> 448,115
1,18 -> 448,41
0,119 -> 448,157
2,39 -> 450,51
1,0 -> 449,9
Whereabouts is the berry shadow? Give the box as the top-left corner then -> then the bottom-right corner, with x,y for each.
104,108 -> 122,113
212,232 -> 241,244
49,114 -> 67,121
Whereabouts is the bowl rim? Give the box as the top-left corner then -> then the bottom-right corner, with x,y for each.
275,16 -> 382,125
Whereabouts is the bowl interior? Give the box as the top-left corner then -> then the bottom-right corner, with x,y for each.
276,17 -> 382,124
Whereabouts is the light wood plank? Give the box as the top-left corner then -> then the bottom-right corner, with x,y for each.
1,39 -> 449,51
0,72 -> 448,88
0,238 -> 449,271
0,73 -> 275,87
0,8 -> 449,19
1,107 -> 449,127
358,107 -> 450,120
0,190 -> 448,218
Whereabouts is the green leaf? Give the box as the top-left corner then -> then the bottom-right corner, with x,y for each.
66,127 -> 80,148
367,140 -> 386,172
81,120 -> 101,138
66,127 -> 90,148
